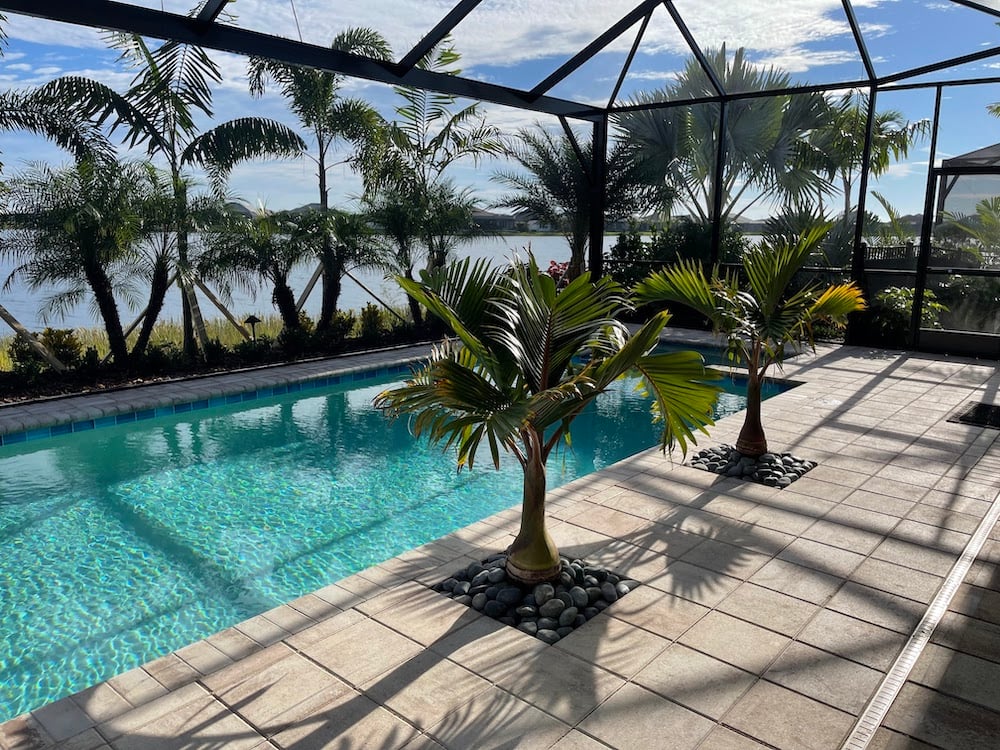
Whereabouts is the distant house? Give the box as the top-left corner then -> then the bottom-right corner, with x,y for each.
511,209 -> 555,232
472,209 -> 517,232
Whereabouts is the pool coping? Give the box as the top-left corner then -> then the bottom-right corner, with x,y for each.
0,344 -> 432,444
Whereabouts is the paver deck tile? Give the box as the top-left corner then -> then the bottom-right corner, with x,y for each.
678,611 -> 791,675
724,680 -> 854,750
577,683 -> 715,750
765,641 -> 884,714
633,643 -> 756,718
426,687 -> 570,749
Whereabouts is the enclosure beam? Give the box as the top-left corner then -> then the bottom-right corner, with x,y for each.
397,0 -> 483,72
911,86 -> 944,349
0,0 -> 602,121
589,116 -> 609,277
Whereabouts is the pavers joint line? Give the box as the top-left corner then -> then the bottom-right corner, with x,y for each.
840,485 -> 1000,750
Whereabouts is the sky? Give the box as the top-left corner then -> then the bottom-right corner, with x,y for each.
1,0 -> 999,220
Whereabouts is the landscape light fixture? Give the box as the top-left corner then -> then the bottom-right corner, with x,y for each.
244,314 -> 261,341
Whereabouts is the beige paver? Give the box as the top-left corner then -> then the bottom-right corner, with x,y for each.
678,611 -> 791,675
553,613 -> 671,679
634,643 -> 756,718
764,641 -> 884,714
269,689 -> 419,750
725,680 -> 855,750
577,682 -> 714,749
797,608 -> 908,671
361,652 -> 492,731
427,687 -> 570,750
882,682 -> 1000,750
605,583 -> 709,640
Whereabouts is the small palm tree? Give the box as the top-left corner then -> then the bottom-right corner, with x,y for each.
2,158 -> 166,365
374,256 -> 721,583
635,226 -> 866,457
201,206 -> 320,331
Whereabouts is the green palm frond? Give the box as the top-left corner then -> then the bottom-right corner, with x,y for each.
634,258 -> 720,323
181,118 -> 305,192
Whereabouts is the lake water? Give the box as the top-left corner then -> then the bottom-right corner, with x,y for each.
0,235 -> 616,333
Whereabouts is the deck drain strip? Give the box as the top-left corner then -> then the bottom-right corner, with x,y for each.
841,486 -> 1000,750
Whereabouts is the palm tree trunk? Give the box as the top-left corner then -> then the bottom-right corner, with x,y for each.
735,370 -> 767,457
403,267 -> 424,328
132,253 -> 170,357
316,148 -> 337,331
84,259 -> 129,366
273,273 -> 301,330
506,429 -> 560,584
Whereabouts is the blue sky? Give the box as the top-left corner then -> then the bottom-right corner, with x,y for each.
1,0 -> 999,220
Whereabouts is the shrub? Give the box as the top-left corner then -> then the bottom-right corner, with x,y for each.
138,341 -> 186,373
233,336 -> 273,364
359,303 -> 386,342
277,324 -> 312,356
310,311 -> 355,353
8,327 -> 83,377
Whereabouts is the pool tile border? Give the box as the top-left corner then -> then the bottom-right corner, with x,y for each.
0,360 -> 418,447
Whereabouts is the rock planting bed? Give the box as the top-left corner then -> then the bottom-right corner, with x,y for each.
433,554 -> 639,644
688,443 -> 817,487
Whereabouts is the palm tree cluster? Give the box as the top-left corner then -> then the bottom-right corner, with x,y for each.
1,30 -> 923,377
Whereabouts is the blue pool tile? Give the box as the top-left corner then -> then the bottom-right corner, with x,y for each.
51,423 -> 73,437
26,427 -> 52,442
174,402 -> 192,414
116,413 -> 137,425
329,375 -> 341,385
136,409 -> 156,421
95,416 -> 117,429
209,396 -> 226,408
272,384 -> 287,396
192,399 -> 210,411
351,371 -> 365,382
3,431 -> 26,445
156,407 -> 174,418
242,391 -> 258,402
287,382 -> 301,393
302,379 -> 321,390
257,387 -> 273,399
72,419 -> 95,432
225,393 -> 243,405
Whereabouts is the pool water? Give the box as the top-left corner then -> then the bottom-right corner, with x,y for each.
0,368 -> 786,722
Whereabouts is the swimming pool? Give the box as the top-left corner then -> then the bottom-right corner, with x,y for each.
0,364 -> 786,722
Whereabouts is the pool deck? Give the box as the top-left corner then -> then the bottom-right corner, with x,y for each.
2,336 -> 999,750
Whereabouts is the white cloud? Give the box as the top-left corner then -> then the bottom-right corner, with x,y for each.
756,49 -> 864,74
4,63 -> 31,72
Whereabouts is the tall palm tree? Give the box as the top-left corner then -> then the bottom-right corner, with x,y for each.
374,256 -> 721,583
635,225 -> 865,457
1,158 -> 166,365
365,40 -> 504,272
38,32 -> 305,358
493,125 -> 665,277
247,27 -> 391,332
617,45 -> 831,223
809,92 -> 929,219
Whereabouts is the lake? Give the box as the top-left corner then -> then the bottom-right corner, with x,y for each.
0,235 -> 618,333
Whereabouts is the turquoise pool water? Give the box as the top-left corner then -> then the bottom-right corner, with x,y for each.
0,367 -> 785,722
